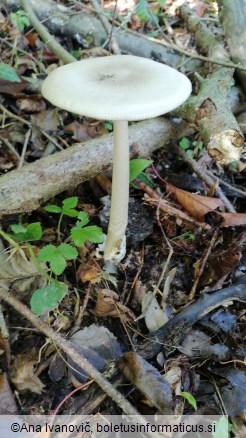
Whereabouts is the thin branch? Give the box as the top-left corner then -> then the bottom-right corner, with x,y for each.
20,0 -> 76,64
0,287 -> 140,416
90,0 -> 121,55
170,143 -> 236,213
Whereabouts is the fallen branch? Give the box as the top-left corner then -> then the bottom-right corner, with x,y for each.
138,275 -> 246,359
20,0 -> 76,64
218,0 -> 246,93
4,0 -> 201,73
0,118 -> 194,217
174,3 -> 244,165
0,287 -> 140,416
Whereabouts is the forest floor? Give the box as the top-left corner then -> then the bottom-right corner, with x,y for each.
0,0 -> 246,436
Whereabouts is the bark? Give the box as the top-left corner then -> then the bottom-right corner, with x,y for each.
0,118 -> 193,218
3,0 -> 201,74
218,0 -> 246,93
176,3 -> 244,165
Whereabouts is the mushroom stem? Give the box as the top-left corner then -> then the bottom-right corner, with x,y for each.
104,120 -> 129,263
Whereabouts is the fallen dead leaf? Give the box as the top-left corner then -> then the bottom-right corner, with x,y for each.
11,353 -> 44,394
16,97 -> 46,113
219,212 -> 246,227
166,182 -> 225,221
92,289 -> 136,321
119,352 -> 173,414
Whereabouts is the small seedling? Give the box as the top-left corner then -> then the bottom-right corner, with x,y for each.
44,196 -> 79,241
10,9 -> 30,32
70,211 -> 104,247
181,391 -> 197,411
10,222 -> 42,242
38,243 -> 78,276
179,137 -> 204,159
130,158 -> 154,188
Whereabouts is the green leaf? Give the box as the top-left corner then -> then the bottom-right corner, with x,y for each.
181,392 -> 197,411
131,171 -> 155,189
38,244 -> 57,262
30,281 -> 68,315
12,222 -> 42,242
50,254 -> 66,275
70,228 -> 86,247
136,0 -> 151,22
179,137 -> 190,150
71,225 -> 104,247
44,204 -> 62,213
62,196 -> 78,210
58,243 -> 78,260
10,224 -> 27,234
0,63 -> 21,83
62,208 -> 79,218
76,211 -> 90,228
129,159 -> 152,182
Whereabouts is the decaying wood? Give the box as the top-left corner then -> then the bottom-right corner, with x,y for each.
0,118 -> 194,218
4,0 -> 201,73
175,3 -> 244,165
218,0 -> 246,94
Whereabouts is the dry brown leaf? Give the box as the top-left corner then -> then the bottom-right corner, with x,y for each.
199,241 -> 242,287
119,352 -> 173,414
166,182 -> 225,221
77,259 -> 101,283
0,78 -> 26,95
16,97 -> 46,113
219,212 -> 246,227
11,353 -> 44,394
64,121 -> 107,142
0,239 -> 46,298
31,109 -> 59,131
92,289 -> 136,321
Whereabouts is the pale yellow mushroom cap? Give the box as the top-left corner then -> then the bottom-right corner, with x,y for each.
41,55 -> 191,121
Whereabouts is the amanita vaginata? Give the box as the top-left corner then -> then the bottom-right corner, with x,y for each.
41,55 -> 191,265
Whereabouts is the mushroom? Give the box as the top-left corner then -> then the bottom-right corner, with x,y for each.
41,55 -> 191,266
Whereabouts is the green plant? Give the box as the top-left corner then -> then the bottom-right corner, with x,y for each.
179,137 -> 204,159
10,9 -> 30,32
0,63 -> 21,82
10,222 -> 42,242
37,243 -> 78,276
70,211 -> 104,247
44,196 -> 79,241
181,391 -> 197,411
172,230 -> 195,242
130,158 -> 154,188
0,196 -> 104,315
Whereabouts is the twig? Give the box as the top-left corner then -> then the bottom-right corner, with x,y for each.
135,179 -> 206,228
90,0 -> 121,55
0,135 -> 21,161
18,128 -> 31,168
188,229 -> 219,300
20,0 -> 76,64
119,27 -> 246,72
170,143 -> 236,213
0,287 -> 140,416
